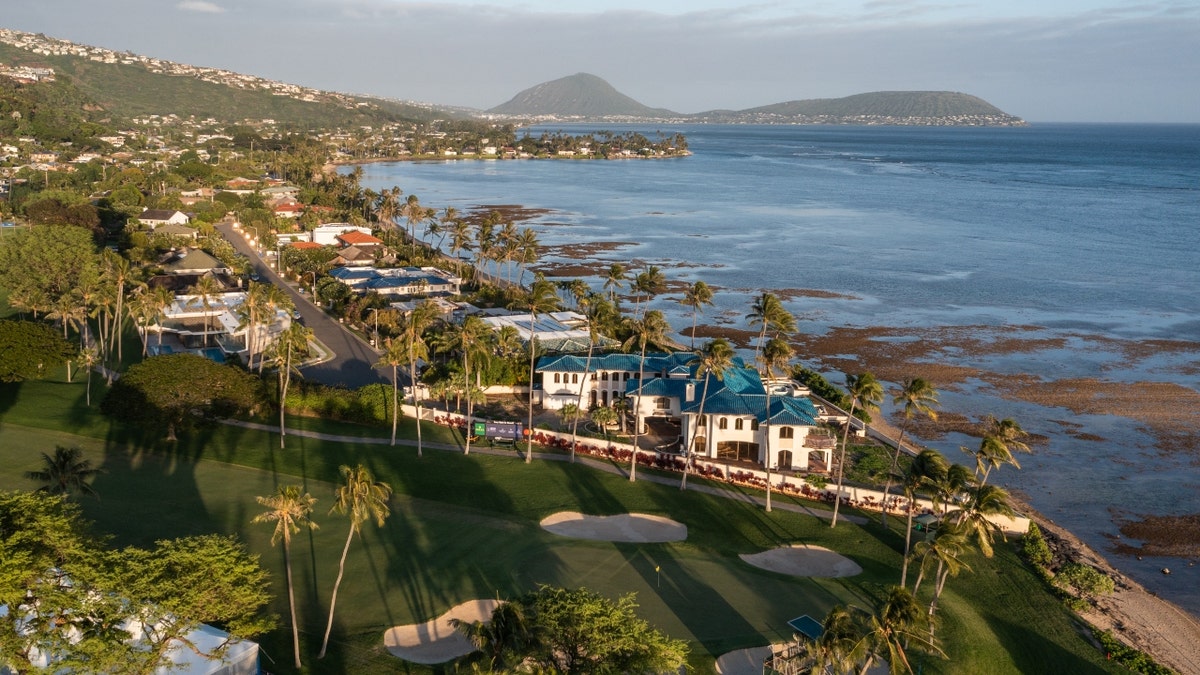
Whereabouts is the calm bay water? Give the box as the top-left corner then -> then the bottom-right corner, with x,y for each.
354,123 -> 1200,614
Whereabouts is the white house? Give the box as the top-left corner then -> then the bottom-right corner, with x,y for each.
137,208 -> 191,229
312,223 -> 372,246
141,291 -> 292,358
535,352 -> 835,472
329,266 -> 461,298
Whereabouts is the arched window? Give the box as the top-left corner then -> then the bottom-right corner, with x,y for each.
623,372 -> 630,381
751,419 -> 759,431
554,373 -> 561,383
601,371 -> 609,381
718,417 -> 728,430
571,373 -> 578,384
699,415 -> 707,426
735,419 -> 744,431
779,427 -> 794,439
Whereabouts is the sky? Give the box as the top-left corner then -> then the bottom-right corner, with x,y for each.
5,0 -> 1200,122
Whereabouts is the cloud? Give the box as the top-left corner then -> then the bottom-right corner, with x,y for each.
177,1 -> 225,13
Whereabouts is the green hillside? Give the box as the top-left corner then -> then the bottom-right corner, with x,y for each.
0,41 -> 434,128
488,72 -> 678,117
744,91 -> 1012,117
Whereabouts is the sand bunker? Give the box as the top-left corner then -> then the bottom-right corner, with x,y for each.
540,511 -> 687,543
716,646 -> 772,674
741,545 -> 862,578
384,598 -> 502,664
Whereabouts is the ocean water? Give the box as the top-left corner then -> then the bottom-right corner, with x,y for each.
354,123 -> 1200,614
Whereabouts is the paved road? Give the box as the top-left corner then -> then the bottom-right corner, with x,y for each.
216,220 -> 390,389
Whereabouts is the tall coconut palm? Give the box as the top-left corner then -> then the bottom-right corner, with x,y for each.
831,371 -> 884,528
910,526 -> 972,635
258,285 -> 292,372
187,274 -> 223,348
682,338 -> 734,491
881,378 -> 940,529
621,310 -> 671,482
318,465 -> 392,659
102,250 -> 133,362
927,463 -> 976,518
856,586 -> 940,675
374,186 -> 402,229
805,605 -> 864,675
512,275 -> 560,463
79,346 -> 100,407
253,485 -> 318,669
24,445 -> 102,498
632,264 -> 666,318
151,285 -> 175,350
951,483 -> 1015,558
603,263 -> 628,302
376,337 -> 407,447
268,322 -> 313,449
747,291 -> 795,363
515,228 -> 540,286
438,316 -> 492,454
679,280 -> 714,349
969,416 -> 1031,486
447,217 -> 474,278
401,194 -> 429,257
401,301 -> 437,457
759,336 -> 793,511
900,450 -> 948,588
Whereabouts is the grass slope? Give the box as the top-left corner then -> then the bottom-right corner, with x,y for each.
0,373 -> 1118,674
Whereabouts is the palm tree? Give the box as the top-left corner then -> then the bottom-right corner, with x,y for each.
253,485 -> 318,669
102,250 -> 133,362
376,337 -> 407,447
679,280 -> 714,349
150,285 -> 175,350
927,463 -> 975,519
881,378 -> 939,529
258,285 -> 292,372
515,228 -> 540,286
448,217 -> 474,278
187,274 -> 223,348
401,301 -> 437,457
682,338 -> 734,490
621,310 -> 671,481
79,346 -> 100,407
831,371 -> 884,528
401,194 -> 428,257
951,483 -> 1015,558
747,291 -> 795,363
567,293 -> 614,463
632,264 -> 666,318
910,526 -> 972,635
268,322 -> 313,449
24,445 -> 102,498
438,316 -> 492,454
374,186 -> 402,229
590,405 -> 618,443
759,336 -> 793,511
806,605 -> 864,675
450,601 -> 530,672
512,275 -> 560,463
899,450 -> 948,588
603,262 -> 627,301
318,465 -> 392,659
969,416 -> 1031,486
856,586 -> 940,675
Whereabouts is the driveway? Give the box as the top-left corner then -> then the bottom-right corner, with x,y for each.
216,220 -> 390,389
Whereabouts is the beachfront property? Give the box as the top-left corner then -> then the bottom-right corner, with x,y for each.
479,309 -> 620,352
139,290 -> 293,361
328,265 -> 461,298
536,352 -> 836,472
312,223 -> 373,246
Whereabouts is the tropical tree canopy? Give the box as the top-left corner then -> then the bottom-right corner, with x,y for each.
101,353 -> 263,439
0,491 -> 274,674
456,586 -> 688,674
0,319 -> 75,382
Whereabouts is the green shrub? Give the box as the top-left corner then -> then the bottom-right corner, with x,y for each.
1054,562 -> 1115,601
1093,630 -> 1176,675
1022,522 -> 1053,568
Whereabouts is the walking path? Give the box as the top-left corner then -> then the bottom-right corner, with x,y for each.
221,419 -> 867,525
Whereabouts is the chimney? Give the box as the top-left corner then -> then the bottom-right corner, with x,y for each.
685,382 -> 695,402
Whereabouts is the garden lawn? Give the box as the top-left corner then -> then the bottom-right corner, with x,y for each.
0,377 -> 1120,674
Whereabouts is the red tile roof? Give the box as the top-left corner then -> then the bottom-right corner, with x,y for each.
289,241 -> 324,250
337,231 -> 384,246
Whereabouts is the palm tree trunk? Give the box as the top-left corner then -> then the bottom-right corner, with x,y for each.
464,357 -> 474,455
525,331 -> 536,464
881,426 -> 909,529
764,384 -> 773,512
284,539 -> 303,669
410,346 -> 422,458
681,374 -> 712,491
901,507 -> 917,588
830,399 -> 859,528
630,346 -> 646,482
318,527 -> 356,659
569,336 -> 595,463
279,353 -> 291,449
391,364 -> 399,446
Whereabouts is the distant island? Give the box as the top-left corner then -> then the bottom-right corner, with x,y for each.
488,73 -> 1027,127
